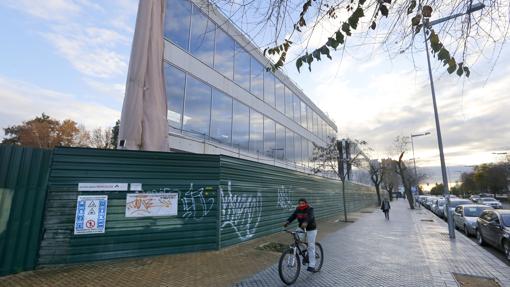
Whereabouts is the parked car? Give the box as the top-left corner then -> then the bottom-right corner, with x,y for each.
476,209 -> 510,261
433,198 -> 446,218
453,204 -> 493,236
425,197 -> 437,210
469,195 -> 480,202
476,197 -> 502,209
443,199 -> 472,219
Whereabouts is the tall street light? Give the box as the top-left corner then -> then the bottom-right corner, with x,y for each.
421,2 -> 485,239
411,132 -> 431,180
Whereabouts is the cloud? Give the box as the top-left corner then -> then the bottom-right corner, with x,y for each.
85,79 -> 126,103
3,0 -> 82,21
0,75 -> 120,136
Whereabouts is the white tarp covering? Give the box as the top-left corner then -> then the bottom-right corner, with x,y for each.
118,0 -> 168,151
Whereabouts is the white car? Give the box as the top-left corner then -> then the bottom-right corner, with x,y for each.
453,204 -> 493,236
476,197 -> 502,209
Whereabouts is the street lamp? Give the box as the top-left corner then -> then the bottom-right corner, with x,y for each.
411,132 -> 431,180
421,2 -> 485,239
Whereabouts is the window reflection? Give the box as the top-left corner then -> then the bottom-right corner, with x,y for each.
249,109 -> 263,154
190,5 -> 215,66
214,28 -> 234,79
301,102 -> 307,128
285,129 -> 294,162
275,123 -> 285,160
285,87 -> 293,119
251,59 -> 264,99
301,139 -> 308,167
294,135 -> 302,165
264,72 -> 275,107
232,100 -> 249,151
307,106 -> 313,132
275,79 -> 285,113
210,89 -> 232,145
234,43 -> 250,90
293,94 -> 301,123
264,117 -> 276,158
183,75 -> 211,137
164,0 -> 191,50
164,64 -> 186,131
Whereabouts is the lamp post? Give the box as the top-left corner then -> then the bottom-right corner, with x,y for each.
411,132 -> 431,180
421,2 -> 485,239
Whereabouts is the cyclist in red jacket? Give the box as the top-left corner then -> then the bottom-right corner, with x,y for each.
283,198 -> 318,273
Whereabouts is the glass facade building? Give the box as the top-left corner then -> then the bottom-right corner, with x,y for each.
162,0 -> 337,171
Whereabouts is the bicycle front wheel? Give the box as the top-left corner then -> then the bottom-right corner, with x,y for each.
314,242 -> 324,271
278,248 -> 301,285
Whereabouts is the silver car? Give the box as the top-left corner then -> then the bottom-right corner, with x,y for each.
443,199 -> 472,219
476,197 -> 502,209
453,204 -> 493,236
433,198 -> 446,218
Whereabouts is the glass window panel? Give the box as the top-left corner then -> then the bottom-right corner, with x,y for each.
232,100 -> 249,151
234,43 -> 250,90
275,79 -> 285,113
301,102 -> 307,128
250,59 -> 264,99
284,87 -> 293,119
294,135 -> 302,164
307,106 -> 313,132
190,5 -> 215,66
308,141 -> 314,168
313,112 -> 318,136
249,109 -> 263,155
264,117 -> 276,158
164,0 -> 191,50
275,123 -> 285,160
293,95 -> 301,123
302,139 -> 308,167
210,89 -> 232,145
164,64 -> 185,131
214,28 -> 234,79
264,72 -> 275,107
285,129 -> 294,162
183,75 -> 211,136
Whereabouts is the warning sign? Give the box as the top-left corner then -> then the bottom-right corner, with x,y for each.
74,195 -> 108,235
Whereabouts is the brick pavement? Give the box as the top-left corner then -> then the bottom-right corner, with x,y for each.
234,200 -> 510,287
0,209 -> 371,287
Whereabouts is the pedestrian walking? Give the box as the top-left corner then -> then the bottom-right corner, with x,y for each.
381,198 -> 391,220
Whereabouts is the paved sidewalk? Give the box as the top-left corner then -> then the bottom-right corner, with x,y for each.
234,200 -> 510,287
0,209 -> 371,287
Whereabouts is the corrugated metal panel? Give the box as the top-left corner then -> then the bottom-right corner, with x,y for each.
38,148 -> 220,265
0,145 -> 52,276
218,156 -> 377,247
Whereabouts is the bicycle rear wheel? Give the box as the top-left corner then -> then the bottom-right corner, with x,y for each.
314,242 -> 324,271
278,248 -> 301,285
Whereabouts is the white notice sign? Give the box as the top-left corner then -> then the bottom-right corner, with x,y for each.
130,183 -> 143,191
78,183 -> 128,191
125,193 -> 178,217
74,195 -> 108,235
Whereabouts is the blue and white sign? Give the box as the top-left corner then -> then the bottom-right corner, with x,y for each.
74,195 -> 108,235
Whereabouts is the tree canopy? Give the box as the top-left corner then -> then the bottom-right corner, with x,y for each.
215,0 -> 509,77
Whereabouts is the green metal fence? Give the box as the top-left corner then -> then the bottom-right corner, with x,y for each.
38,148 -> 220,265
218,156 -> 376,247
0,146 -> 376,271
0,145 -> 52,276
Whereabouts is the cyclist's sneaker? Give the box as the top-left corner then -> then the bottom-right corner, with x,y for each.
307,267 -> 318,273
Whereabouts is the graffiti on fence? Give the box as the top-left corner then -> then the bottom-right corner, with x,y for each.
277,185 -> 294,210
181,183 -> 215,221
220,181 -> 262,241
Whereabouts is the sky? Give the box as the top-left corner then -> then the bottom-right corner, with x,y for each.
0,0 -> 509,184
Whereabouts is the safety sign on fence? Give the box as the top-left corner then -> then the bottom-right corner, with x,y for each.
74,195 -> 108,235
125,193 -> 178,217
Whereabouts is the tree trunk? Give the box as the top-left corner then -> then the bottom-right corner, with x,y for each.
375,185 -> 381,206
404,188 -> 414,209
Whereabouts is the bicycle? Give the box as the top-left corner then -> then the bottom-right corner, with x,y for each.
278,229 -> 324,285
